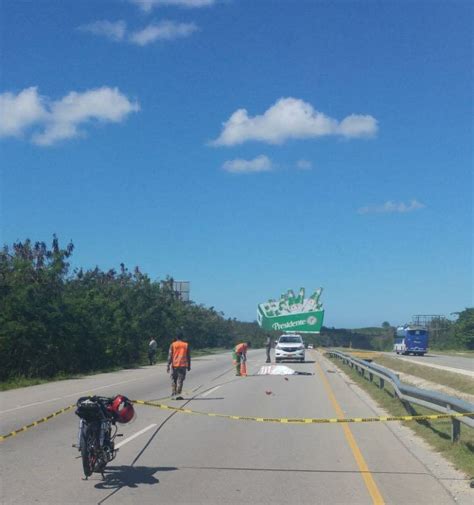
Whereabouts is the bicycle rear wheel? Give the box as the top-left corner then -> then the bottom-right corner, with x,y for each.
81,425 -> 97,478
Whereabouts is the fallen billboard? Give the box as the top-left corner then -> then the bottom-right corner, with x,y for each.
257,288 -> 324,333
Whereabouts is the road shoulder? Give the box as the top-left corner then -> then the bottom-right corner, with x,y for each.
322,352 -> 473,505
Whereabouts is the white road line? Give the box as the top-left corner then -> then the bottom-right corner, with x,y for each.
115,424 -> 157,449
0,397 -> 62,414
200,386 -> 221,397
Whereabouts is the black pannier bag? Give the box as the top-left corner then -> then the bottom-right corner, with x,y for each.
75,397 -> 105,422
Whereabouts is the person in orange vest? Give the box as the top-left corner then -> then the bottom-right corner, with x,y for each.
167,333 -> 191,400
233,341 -> 251,376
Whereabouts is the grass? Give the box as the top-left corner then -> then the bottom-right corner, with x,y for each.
328,355 -> 474,477
332,347 -> 386,355
0,348 -> 230,392
373,356 -> 474,396
0,376 -> 66,391
0,364 -> 127,392
192,347 -> 228,357
431,350 -> 474,357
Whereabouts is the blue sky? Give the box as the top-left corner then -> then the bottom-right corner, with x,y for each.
1,0 -> 472,327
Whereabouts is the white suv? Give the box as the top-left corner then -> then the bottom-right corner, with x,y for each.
275,334 -> 305,362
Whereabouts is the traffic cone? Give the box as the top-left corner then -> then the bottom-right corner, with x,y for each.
240,361 -> 247,377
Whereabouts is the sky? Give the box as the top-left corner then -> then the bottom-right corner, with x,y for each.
0,0 -> 472,327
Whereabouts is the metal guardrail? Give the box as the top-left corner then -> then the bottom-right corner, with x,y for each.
326,350 -> 474,442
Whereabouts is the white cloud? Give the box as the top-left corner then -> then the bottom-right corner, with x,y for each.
211,97 -> 378,146
0,87 -> 139,146
357,199 -> 426,215
222,155 -> 273,174
131,0 -> 215,12
129,21 -> 198,45
296,159 -> 312,170
338,114 -> 377,138
78,19 -> 198,46
77,20 -> 127,41
0,87 -> 46,138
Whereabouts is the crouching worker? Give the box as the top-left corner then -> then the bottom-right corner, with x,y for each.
167,333 -> 191,400
233,341 -> 251,376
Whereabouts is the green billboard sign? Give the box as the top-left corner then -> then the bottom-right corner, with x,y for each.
257,288 -> 324,333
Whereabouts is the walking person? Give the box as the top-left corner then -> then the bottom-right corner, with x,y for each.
148,337 -> 158,365
167,333 -> 191,400
265,335 -> 272,363
233,341 -> 251,376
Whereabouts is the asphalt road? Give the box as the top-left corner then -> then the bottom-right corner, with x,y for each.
383,352 -> 474,375
0,350 -> 462,505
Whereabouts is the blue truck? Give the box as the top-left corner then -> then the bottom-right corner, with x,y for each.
394,326 -> 429,356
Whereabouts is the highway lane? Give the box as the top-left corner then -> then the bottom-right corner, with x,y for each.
0,353 -> 234,435
0,350 -> 461,504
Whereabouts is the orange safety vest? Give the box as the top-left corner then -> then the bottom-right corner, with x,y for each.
235,343 -> 248,355
171,340 -> 189,368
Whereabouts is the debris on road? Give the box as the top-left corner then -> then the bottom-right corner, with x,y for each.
258,365 -> 297,375
257,365 -> 314,376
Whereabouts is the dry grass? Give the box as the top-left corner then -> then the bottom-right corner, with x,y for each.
374,355 -> 474,396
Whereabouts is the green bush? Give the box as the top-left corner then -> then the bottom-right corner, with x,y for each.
0,237 -> 274,381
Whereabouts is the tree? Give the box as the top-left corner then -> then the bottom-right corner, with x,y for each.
0,237 -> 74,379
0,236 -> 276,382
453,308 -> 474,350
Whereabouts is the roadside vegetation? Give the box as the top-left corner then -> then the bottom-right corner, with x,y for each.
1,236 -> 472,389
434,350 -> 474,357
328,355 -> 474,478
0,237 -> 276,387
373,355 -> 474,396
0,347 -> 229,391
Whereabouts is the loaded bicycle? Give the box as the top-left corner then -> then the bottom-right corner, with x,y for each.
74,395 -> 135,479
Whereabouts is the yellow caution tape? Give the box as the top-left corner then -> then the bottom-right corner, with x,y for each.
0,404 -> 75,442
132,400 -> 474,425
1,400 -> 472,443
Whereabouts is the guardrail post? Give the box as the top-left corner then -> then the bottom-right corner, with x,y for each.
401,399 -> 417,417
379,378 -> 384,389
451,417 -> 461,442
448,404 -> 461,443
451,418 -> 461,443
369,372 -> 373,382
